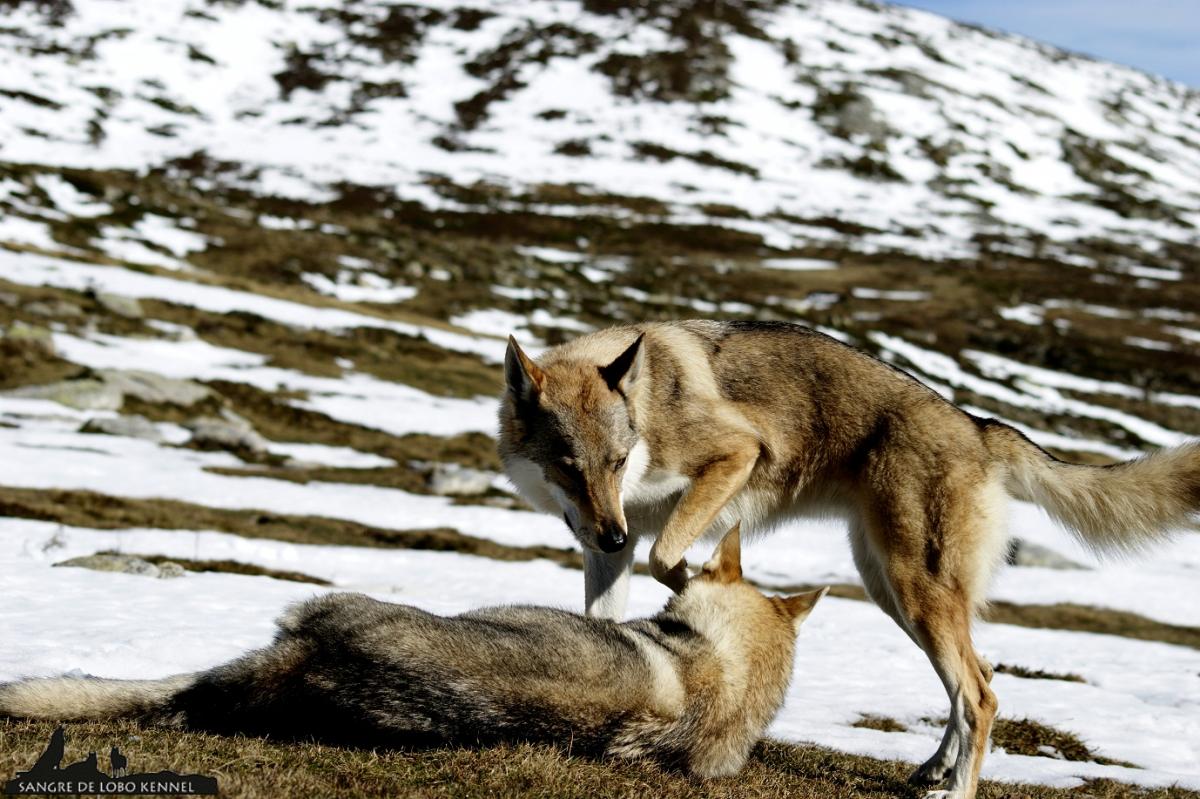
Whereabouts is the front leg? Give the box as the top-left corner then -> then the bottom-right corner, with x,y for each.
649,441 -> 758,592
584,545 -> 636,619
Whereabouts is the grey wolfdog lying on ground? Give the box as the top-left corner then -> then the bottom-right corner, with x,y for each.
0,527 -> 825,778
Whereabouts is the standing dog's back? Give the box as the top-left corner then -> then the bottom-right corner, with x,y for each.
0,527 -> 825,778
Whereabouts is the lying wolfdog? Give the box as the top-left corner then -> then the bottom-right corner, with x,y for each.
0,527 -> 825,778
499,320 -> 1199,799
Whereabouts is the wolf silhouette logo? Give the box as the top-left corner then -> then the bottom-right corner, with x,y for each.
3,725 -> 217,795
109,748 -> 127,779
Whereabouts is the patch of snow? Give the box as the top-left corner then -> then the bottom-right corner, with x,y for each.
515,245 -> 586,264
35,174 -> 113,218
300,271 -> 419,304
264,441 -> 396,469
1123,336 -> 1173,352
0,216 -> 58,250
999,304 -> 1045,326
761,257 -> 839,271
851,288 -> 930,301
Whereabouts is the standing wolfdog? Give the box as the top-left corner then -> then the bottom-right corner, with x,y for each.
499,320 -> 1199,799
0,528 -> 825,778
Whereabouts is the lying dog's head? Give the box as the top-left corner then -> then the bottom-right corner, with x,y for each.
663,523 -> 828,778
680,522 -> 828,632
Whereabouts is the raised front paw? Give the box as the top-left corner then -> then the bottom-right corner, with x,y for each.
649,549 -> 689,593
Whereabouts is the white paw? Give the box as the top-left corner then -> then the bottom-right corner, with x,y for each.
923,792 -> 957,799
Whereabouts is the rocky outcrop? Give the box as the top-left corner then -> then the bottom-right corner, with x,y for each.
1006,538 -> 1089,570
6,369 -> 211,411
54,553 -> 186,579
184,411 -> 269,455
80,414 -> 164,442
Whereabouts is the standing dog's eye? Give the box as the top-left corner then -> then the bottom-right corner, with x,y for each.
612,455 -> 628,472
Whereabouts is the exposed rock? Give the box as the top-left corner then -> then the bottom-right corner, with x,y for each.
9,378 -> 123,410
144,318 -> 198,341
1,322 -> 57,356
24,299 -> 85,319
838,96 -> 888,139
0,291 -> 19,307
54,553 -> 184,578
6,369 -> 210,411
426,462 -> 496,496
94,292 -> 144,319
80,414 -> 164,442
1006,538 -> 1089,570
96,369 -> 211,406
815,86 -> 891,142
185,411 -> 269,454
155,561 -> 187,578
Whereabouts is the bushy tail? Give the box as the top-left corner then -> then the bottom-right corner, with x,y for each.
986,424 -> 1200,553
0,675 -> 194,725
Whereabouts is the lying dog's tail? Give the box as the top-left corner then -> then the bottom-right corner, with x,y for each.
985,421 -> 1200,552
0,675 -> 194,725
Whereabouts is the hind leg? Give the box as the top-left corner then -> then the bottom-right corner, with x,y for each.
898,584 -> 996,799
849,516 -> 916,641
872,533 -> 999,798
863,473 -> 1007,798
851,517 -> 960,785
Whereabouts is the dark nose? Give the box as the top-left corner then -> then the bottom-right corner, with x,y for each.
597,524 -> 627,553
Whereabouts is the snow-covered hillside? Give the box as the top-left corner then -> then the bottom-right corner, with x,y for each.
1,0 -> 1199,793
3,0 -> 1200,262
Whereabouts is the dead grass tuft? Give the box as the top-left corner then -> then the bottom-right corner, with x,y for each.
990,718 -> 1137,768
984,601 -> 1200,651
993,663 -> 1086,684
852,715 -> 908,733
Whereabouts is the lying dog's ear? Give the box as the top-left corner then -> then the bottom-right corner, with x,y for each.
505,335 -> 544,404
781,586 -> 829,625
700,522 -> 742,583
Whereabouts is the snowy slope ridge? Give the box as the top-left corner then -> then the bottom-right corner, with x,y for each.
1,0 -> 1198,263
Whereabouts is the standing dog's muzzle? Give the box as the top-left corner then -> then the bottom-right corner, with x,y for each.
597,523 -> 628,553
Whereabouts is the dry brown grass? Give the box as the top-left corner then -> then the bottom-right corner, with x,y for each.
852,715 -> 908,733
989,718 -> 1136,768
1,720 -> 1192,799
984,601 -> 1200,651
993,663 -> 1086,684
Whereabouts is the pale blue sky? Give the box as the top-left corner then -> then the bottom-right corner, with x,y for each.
899,1 -> 1199,87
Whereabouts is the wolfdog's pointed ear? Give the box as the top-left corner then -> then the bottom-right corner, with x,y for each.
782,587 -> 829,625
599,333 -> 644,394
505,335 -> 544,403
701,522 -> 742,583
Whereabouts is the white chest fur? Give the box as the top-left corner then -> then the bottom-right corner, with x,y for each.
620,439 -> 690,507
